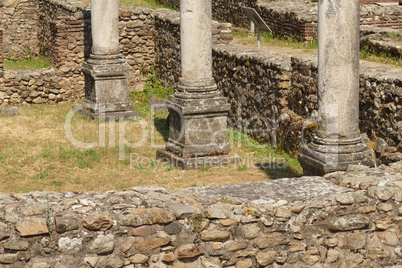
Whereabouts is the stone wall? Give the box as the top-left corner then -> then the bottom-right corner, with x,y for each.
156,0 -> 402,40
154,11 -> 402,155
0,28 -> 4,77
0,162 -> 400,267
0,0 -> 40,60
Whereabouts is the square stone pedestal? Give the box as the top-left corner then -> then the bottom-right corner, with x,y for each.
157,90 -> 240,169
298,136 -> 375,176
75,54 -> 140,121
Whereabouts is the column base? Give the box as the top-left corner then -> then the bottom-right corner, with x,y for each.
77,54 -> 139,121
73,104 -> 141,121
298,136 -> 375,176
156,149 -> 241,170
158,83 -> 237,169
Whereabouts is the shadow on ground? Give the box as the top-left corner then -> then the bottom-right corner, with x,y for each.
153,118 -> 169,142
256,162 -> 302,179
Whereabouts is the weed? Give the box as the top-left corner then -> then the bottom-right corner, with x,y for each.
238,164 -> 247,171
131,61 -> 174,113
50,180 -> 63,187
199,165 -> 209,172
46,193 -> 52,236
32,172 -> 49,180
190,214 -> 204,234
360,45 -> 402,67
78,160 -> 90,169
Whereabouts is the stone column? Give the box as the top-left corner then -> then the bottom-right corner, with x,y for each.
298,0 -> 373,175
75,0 -> 139,120
157,0 -> 239,169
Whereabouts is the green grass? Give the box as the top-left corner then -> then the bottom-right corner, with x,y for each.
4,56 -> 52,71
131,62 -> 174,114
118,0 -> 173,9
232,29 -> 318,50
360,45 -> 402,67
378,30 -> 402,42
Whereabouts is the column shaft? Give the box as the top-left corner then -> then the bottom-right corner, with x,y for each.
91,0 -> 120,55
317,0 -> 360,140
180,0 -> 213,86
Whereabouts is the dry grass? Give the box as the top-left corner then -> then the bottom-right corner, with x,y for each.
0,102 -> 301,193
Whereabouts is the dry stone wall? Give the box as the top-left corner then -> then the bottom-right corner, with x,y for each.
156,0 -> 402,40
0,0 -> 41,60
0,162 -> 400,267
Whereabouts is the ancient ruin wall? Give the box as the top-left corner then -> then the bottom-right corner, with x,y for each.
154,11 -> 402,154
156,0 -> 402,40
0,162 -> 400,267
0,0 -> 41,60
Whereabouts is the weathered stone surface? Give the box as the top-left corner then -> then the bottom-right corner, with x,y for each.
168,203 -> 194,219
16,218 -> 48,236
220,219 -> 239,227
83,211 -> 113,231
256,251 -> 277,266
58,237 -> 83,253
98,256 -> 124,268
0,106 -> 19,116
163,252 -> 175,262
224,241 -> 247,252
327,215 -> 370,231
346,233 -> 367,250
255,234 -> 285,249
135,238 -> 170,252
89,234 -> 115,255
55,214 -> 81,233
375,187 -> 394,201
4,239 -> 29,251
164,221 -> 182,235
276,208 -> 292,218
177,244 -> 203,259
129,254 -> 148,264
0,254 -> 16,264
119,208 -> 175,226
131,225 -> 163,237
200,230 -> 231,242
241,223 -> 261,239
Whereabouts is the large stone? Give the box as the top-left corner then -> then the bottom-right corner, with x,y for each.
327,215 -> 370,231
83,211 -> 113,231
119,208 -> 175,227
135,238 -> 170,252
1,107 -> 19,116
346,233 -> 366,250
256,251 -> 276,266
177,244 -> 203,259
16,218 -> 49,236
255,234 -> 286,249
224,241 -> 247,252
129,254 -> 148,264
168,203 -> 194,219
200,230 -> 231,242
89,234 -> 115,255
0,254 -> 16,264
55,213 -> 81,233
98,256 -> 124,268
241,223 -> 261,239
4,240 -> 29,251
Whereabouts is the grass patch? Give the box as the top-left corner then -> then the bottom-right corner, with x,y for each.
232,29 -> 318,50
360,45 -> 402,67
131,62 -> 174,114
378,30 -> 402,42
4,56 -> 52,71
0,101 -> 301,193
